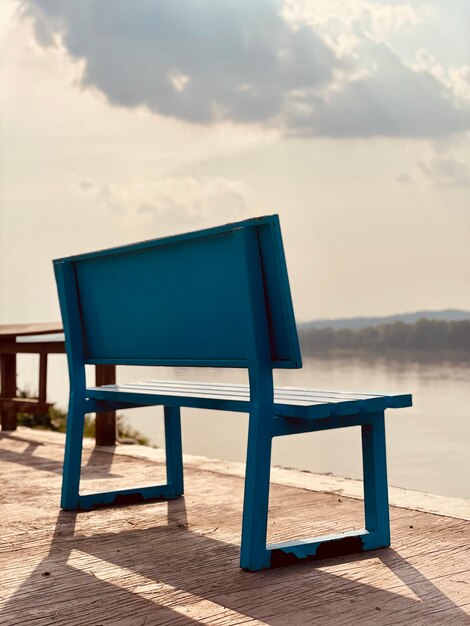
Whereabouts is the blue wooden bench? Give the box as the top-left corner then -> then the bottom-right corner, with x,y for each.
54,214 -> 412,571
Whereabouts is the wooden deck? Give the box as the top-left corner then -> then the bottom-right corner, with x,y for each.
1,429 -> 469,625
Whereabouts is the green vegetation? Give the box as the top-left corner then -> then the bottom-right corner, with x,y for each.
17,390 -> 150,445
299,318 -> 470,359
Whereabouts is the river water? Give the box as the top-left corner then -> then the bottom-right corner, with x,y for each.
18,354 -> 469,499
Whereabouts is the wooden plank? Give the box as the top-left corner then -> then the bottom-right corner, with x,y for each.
55,216 -> 301,370
87,380 -> 410,418
175,380 -> 411,408
87,386 -> 252,412
0,322 -> 63,338
0,429 -> 469,625
0,353 -> 17,430
94,365 -> 116,446
0,398 -> 51,414
0,340 -> 65,354
111,381 -> 355,417
38,354 -> 48,403
86,385 -> 333,420
137,379 -> 411,406
0,323 -> 117,446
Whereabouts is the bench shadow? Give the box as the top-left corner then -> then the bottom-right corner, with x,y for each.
377,548 -> 466,617
3,497 -> 469,625
0,432 -> 121,478
83,444 -> 117,477
0,431 -> 46,449
2,502 -> 201,626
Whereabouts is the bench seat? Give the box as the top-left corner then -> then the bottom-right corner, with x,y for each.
87,380 -> 412,420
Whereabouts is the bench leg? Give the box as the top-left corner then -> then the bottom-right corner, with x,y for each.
61,402 -> 184,511
61,395 -> 86,510
240,409 -> 272,571
164,405 -> 184,497
361,412 -> 390,547
246,412 -> 391,570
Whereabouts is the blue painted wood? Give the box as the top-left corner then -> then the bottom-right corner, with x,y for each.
60,394 -> 85,510
362,413 -> 391,545
235,227 -> 275,571
86,383 -> 333,418
267,527 -> 390,567
85,383 -> 411,420
77,484 -> 178,510
272,411 -> 386,437
54,215 -> 301,369
164,406 -> 184,498
54,214 -> 412,570
55,261 -> 88,511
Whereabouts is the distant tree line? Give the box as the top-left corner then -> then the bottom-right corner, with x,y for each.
299,319 -> 470,357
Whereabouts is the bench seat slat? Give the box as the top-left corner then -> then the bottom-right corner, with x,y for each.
128,380 -> 410,411
109,381 -> 330,404
86,380 -> 411,420
88,387 -> 253,415
87,386 -> 331,419
138,379 -> 404,404
146,381 -> 386,409
114,382 -> 363,416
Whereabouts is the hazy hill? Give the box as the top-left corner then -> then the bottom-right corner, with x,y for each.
298,309 -> 470,330
298,315 -> 470,359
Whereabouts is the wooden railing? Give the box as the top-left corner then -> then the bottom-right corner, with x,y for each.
0,323 -> 116,445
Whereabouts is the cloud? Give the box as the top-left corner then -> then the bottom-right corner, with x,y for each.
396,173 -> 414,185
418,156 -> 470,187
74,174 -> 248,225
21,0 -> 336,125
283,0 -> 426,45
20,0 -> 470,138
299,43 -> 470,138
77,178 -> 94,191
413,50 -> 470,104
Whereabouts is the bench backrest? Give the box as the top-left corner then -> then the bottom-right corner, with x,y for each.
54,215 -> 301,370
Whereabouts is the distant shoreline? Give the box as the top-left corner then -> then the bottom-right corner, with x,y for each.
298,309 -> 470,330
299,318 -> 470,362
298,346 -> 470,363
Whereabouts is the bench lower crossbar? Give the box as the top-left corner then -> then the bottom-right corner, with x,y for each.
265,529 -> 389,570
73,484 -> 180,510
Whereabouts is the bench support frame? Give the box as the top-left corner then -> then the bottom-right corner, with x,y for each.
61,393 -> 390,570
61,404 -> 184,510
240,410 -> 390,570
54,216 -> 401,571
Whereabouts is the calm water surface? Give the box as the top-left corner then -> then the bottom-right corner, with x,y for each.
18,354 -> 470,499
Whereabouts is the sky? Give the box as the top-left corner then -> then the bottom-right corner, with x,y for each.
1,0 -> 469,324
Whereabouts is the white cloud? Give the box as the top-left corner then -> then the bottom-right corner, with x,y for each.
283,0 -> 426,43
414,50 -> 470,104
301,42 -> 470,138
19,0 -> 470,138
396,172 -> 414,185
73,174 -> 248,227
418,156 -> 470,187
21,0 -> 336,125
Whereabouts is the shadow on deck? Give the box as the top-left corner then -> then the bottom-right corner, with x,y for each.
1,429 -> 469,625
